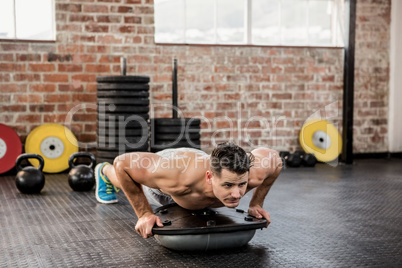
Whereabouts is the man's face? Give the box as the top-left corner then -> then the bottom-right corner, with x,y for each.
210,169 -> 248,208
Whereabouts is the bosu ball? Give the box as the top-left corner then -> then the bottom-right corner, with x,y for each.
152,203 -> 267,251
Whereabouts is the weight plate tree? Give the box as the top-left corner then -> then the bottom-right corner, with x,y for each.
299,119 -> 342,162
150,59 -> 201,153
97,69 -> 150,163
151,118 -> 201,152
25,124 -> 79,173
0,124 -> 22,174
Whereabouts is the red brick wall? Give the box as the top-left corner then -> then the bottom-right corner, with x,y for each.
153,47 -> 344,153
354,0 -> 390,153
0,0 -> 391,154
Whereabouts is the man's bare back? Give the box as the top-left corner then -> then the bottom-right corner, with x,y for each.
95,144 -> 282,238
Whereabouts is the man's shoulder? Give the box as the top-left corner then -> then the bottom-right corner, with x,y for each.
251,147 -> 279,156
250,147 -> 282,173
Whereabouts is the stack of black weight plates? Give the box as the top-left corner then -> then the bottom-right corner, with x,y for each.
151,118 -> 201,153
97,76 -> 150,163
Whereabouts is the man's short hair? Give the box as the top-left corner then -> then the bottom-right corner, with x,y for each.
210,142 -> 254,177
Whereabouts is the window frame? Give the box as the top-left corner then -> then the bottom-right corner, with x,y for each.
0,0 -> 56,42
154,0 -> 345,48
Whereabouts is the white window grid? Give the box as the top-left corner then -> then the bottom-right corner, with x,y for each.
155,0 -> 345,47
0,0 -> 55,41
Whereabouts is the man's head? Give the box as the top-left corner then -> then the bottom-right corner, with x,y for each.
207,142 -> 254,208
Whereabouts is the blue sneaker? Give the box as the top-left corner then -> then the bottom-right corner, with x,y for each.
95,162 -> 118,204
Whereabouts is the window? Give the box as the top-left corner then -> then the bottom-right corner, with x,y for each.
0,0 -> 55,41
154,0 -> 344,47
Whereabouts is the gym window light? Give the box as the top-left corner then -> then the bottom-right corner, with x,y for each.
154,0 -> 345,47
0,0 -> 55,41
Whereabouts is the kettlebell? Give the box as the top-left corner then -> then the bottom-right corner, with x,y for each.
301,153 -> 317,167
280,151 -> 302,168
15,154 -> 45,194
68,152 -> 96,192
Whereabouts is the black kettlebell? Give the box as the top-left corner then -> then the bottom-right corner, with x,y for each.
280,151 -> 302,168
302,153 -> 317,167
15,154 -> 45,194
68,152 -> 96,191
287,152 -> 302,168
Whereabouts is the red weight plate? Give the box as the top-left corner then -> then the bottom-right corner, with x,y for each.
0,124 -> 22,174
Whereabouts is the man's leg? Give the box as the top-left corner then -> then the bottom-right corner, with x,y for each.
102,164 -> 122,189
101,162 -> 175,209
95,161 -> 120,204
95,152 -> 140,203
95,153 -> 176,210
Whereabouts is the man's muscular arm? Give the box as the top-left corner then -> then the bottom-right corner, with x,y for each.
248,148 -> 282,226
248,166 -> 281,224
114,153 -> 164,238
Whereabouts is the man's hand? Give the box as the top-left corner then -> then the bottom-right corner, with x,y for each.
135,212 -> 164,238
248,205 -> 271,227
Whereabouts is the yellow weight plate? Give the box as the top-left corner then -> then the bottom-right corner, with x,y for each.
299,119 -> 342,162
25,124 -> 79,173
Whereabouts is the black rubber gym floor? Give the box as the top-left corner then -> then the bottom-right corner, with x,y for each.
1,158 -> 401,267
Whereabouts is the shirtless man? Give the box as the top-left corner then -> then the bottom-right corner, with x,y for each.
94,142 -> 282,239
